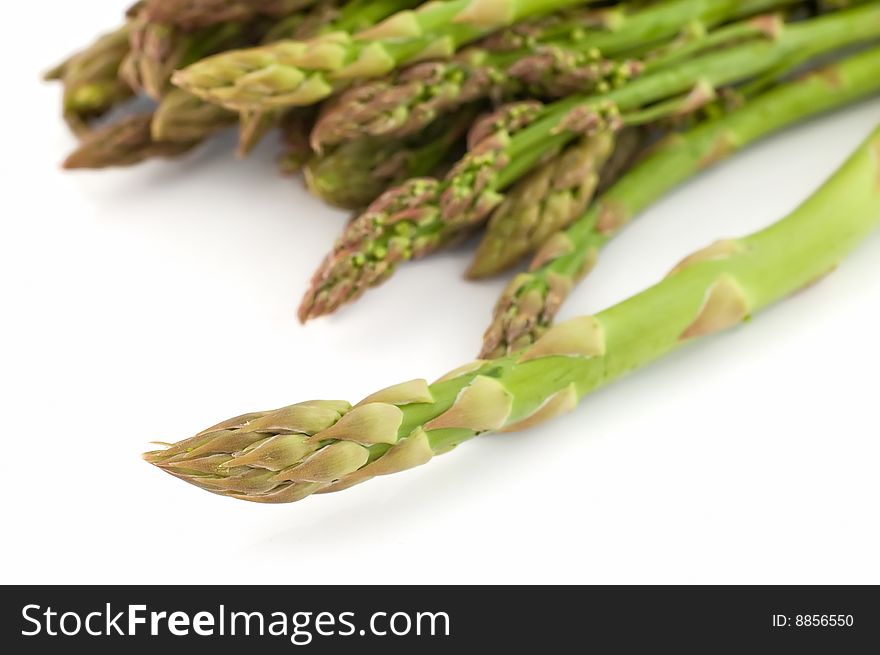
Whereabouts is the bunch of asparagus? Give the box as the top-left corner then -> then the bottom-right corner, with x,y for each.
50,1 -> 880,504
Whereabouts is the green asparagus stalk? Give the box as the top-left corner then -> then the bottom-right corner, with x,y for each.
467,130 -> 617,279
171,0 -> 598,110
305,109 -> 475,209
481,45 -> 880,357
143,0 -> 321,31
46,24 -> 134,137
310,0 -> 802,150
144,124 -> 880,504
298,4 -> 880,322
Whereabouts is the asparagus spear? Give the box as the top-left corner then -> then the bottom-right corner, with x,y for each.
482,44 -> 880,357
233,0 -> 425,156
298,4 -> 880,322
465,127 -> 649,280
122,16 -> 183,99
152,88 -> 238,142
171,0 -> 599,110
466,130 -> 617,279
45,24 -> 134,137
62,114 -> 199,169
305,109 -> 476,209
144,124 -> 880,504
468,125 -> 647,280
310,0 -> 802,150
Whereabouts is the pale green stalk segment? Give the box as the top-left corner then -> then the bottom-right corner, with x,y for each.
145,126 -> 880,504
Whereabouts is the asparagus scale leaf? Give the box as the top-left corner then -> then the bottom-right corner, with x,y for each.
144,124 -> 880,504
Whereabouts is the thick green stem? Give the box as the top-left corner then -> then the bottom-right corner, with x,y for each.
482,45 -> 880,357
145,125 -> 880,504
577,125 -> 880,396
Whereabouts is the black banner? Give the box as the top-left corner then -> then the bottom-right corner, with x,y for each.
3,586 -> 876,652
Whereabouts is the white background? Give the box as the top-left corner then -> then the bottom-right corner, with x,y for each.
1,2 -> 879,585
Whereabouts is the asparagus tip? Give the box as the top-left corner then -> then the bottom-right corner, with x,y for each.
464,259 -> 497,280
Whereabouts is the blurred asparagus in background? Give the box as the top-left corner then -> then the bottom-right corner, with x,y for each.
51,0 -> 422,168
309,0 -> 803,151
63,113 -> 200,169
172,0 -> 601,110
298,3 -> 880,322
45,24 -> 134,136
49,1 -> 880,332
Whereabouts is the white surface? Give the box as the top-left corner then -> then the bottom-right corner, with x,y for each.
1,3 -> 879,585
